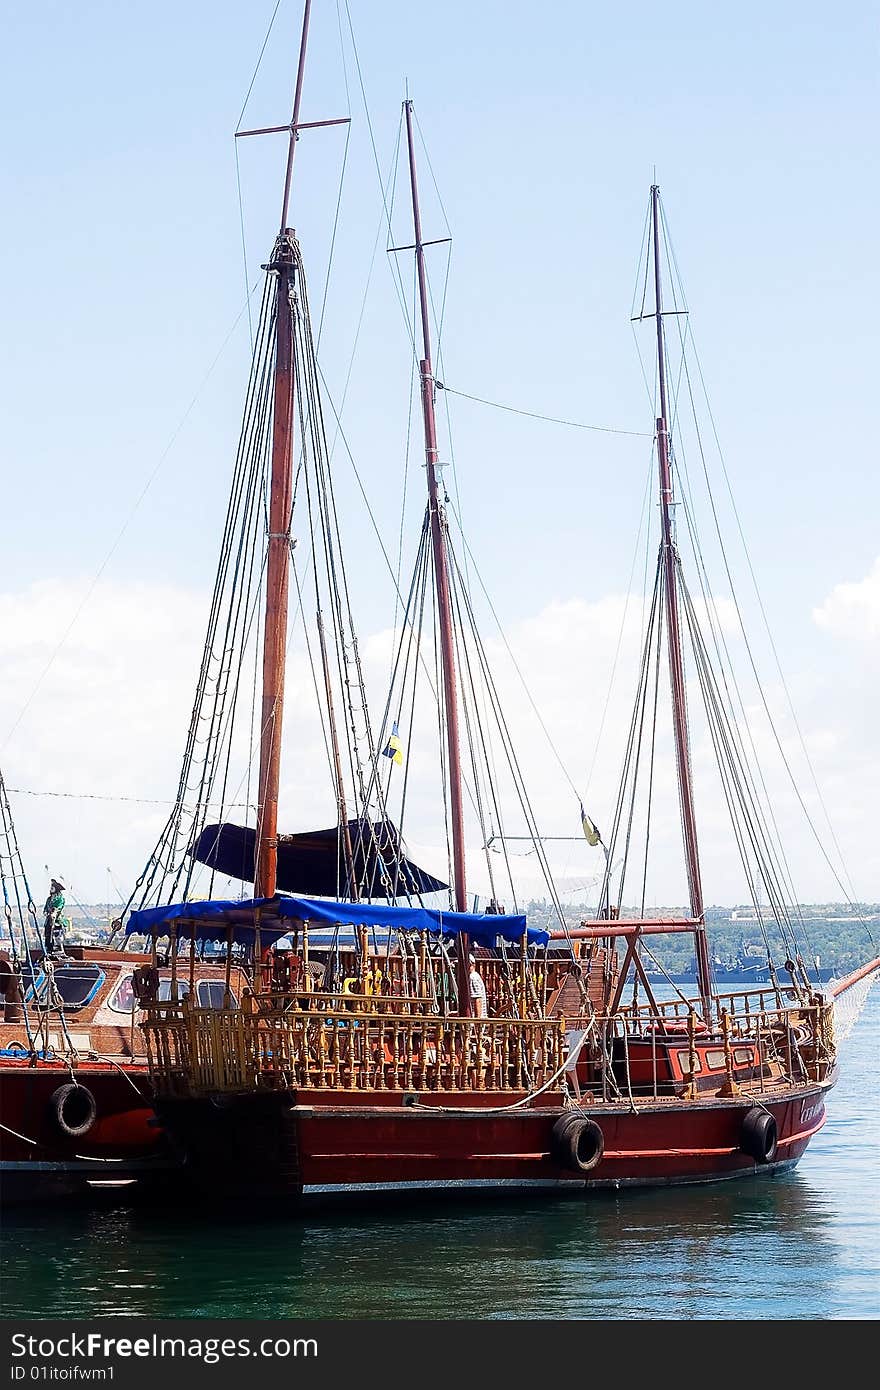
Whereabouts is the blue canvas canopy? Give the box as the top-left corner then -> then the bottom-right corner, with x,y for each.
124,894 -> 549,949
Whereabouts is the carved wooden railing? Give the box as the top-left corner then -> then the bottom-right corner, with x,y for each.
143,999 -> 568,1099
143,987 -> 836,1104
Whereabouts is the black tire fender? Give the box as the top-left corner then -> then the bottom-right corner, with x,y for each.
741,1106 -> 778,1163
551,1112 -> 604,1173
49,1083 -> 97,1139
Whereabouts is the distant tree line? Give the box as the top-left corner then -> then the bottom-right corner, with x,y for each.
525,900 -> 879,976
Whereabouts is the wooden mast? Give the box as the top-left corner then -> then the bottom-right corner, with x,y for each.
403,99 -> 471,1014
650,184 -> 713,1017
254,0 -> 312,900
236,1 -> 349,902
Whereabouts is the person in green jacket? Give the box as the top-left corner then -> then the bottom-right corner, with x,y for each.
43,878 -> 67,954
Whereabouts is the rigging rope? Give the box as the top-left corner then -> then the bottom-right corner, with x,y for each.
124,270 -> 277,915
655,191 -> 870,942
342,0 -> 417,356
2,288 -> 260,759
435,383 -> 651,437
5,788 -> 255,809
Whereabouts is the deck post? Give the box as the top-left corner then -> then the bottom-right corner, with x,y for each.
718,1008 -> 741,1097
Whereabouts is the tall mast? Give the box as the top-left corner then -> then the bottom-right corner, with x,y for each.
254,0 -> 312,898
403,99 -> 471,1012
650,184 -> 713,1013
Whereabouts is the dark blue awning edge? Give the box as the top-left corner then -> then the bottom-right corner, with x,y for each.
124,894 -> 549,948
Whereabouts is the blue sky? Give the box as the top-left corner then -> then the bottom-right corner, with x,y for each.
1,1 -> 877,907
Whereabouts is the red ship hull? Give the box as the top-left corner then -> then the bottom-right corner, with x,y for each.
0,1058 -> 180,1203
154,1080 -> 832,1205
0,951 -> 247,1203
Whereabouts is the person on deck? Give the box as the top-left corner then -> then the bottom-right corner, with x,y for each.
43,878 -> 67,955
468,953 -> 487,1018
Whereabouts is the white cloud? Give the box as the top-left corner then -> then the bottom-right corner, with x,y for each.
813,557 -> 880,643
0,580 -> 206,908
1,574 -> 875,909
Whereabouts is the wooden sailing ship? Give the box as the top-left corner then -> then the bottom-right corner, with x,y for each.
14,0 -> 876,1207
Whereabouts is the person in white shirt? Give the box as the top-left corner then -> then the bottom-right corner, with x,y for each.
468,953 -> 487,1018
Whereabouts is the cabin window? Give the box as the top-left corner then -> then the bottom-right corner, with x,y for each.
108,975 -> 191,1012
48,964 -> 105,1010
157,979 -> 191,1003
675,1050 -> 701,1074
704,1049 -> 727,1070
108,975 -> 137,1013
196,980 -> 236,1009
733,1047 -> 756,1066
107,974 -> 234,1012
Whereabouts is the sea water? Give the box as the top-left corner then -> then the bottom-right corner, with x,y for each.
3,987 -> 878,1320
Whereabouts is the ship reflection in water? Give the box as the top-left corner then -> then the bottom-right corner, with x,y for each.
0,1172 -> 857,1319
3,988 -> 877,1321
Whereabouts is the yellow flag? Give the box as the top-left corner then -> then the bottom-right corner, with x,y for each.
382,721 -> 404,767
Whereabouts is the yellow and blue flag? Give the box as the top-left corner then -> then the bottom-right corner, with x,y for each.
382,721 -> 404,767
580,803 -> 601,847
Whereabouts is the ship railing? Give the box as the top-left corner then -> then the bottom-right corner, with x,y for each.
142,1002 -> 568,1098
714,985 -> 801,1016
597,994 -> 836,1098
239,988 -> 555,1020
142,990 -> 835,1102
615,983 -> 799,1031
246,989 -> 435,1016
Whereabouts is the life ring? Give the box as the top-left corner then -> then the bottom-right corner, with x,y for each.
49,1083 -> 97,1139
740,1106 -> 778,1163
551,1112 -> 604,1173
131,965 -> 160,1004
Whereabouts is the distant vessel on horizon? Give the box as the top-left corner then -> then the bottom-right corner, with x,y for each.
646,960 -> 838,987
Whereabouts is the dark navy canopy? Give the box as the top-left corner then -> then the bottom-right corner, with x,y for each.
190,821 -> 447,899
124,894 -> 548,948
